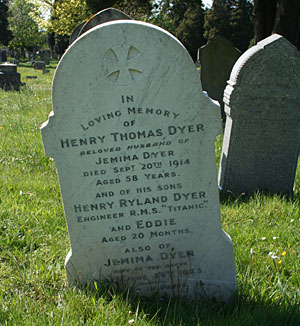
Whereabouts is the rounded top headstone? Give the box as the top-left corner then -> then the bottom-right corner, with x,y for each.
69,22 -> 86,45
53,20 -> 214,125
199,35 -> 241,102
224,34 -> 300,117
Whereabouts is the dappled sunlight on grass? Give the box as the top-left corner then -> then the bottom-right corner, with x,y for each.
1,61 -> 300,325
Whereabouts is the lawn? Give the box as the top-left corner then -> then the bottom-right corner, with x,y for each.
0,60 -> 299,325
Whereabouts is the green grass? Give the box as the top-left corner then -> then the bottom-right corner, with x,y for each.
1,61 -> 300,325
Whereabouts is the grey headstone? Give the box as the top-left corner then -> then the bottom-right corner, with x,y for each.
0,63 -> 23,91
41,20 -> 236,300
40,50 -> 50,65
199,36 -> 241,118
34,61 -> 45,70
218,34 -> 300,196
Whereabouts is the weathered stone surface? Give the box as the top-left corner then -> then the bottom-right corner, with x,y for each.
199,36 -> 241,117
41,20 -> 236,300
218,34 -> 300,196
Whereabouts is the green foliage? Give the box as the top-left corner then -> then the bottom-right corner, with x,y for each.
85,0 -> 152,20
50,0 -> 91,36
85,0 -> 117,14
0,0 -> 11,46
117,0 -> 153,21
149,1 -> 176,34
204,0 -> 254,52
8,0 -> 46,53
230,0 -> 254,51
204,0 -> 232,41
150,1 -> 207,59
0,62 -> 300,325
175,1 -> 206,60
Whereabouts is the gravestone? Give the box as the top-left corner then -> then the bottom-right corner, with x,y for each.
218,34 -> 300,196
40,50 -> 50,65
41,20 -> 236,300
34,61 -> 45,71
198,36 -> 241,119
0,63 -> 23,91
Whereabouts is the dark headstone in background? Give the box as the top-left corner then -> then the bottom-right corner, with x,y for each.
198,36 -> 241,120
34,61 -> 45,71
69,8 -> 132,46
69,22 -> 86,45
0,63 -> 23,91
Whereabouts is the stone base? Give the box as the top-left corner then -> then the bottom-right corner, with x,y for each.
0,71 -> 23,91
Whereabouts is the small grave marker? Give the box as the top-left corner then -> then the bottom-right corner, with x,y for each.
40,50 -> 50,65
41,20 -> 236,300
218,34 -> 300,196
34,61 -> 45,71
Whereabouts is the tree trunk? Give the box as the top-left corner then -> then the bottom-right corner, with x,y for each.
273,0 -> 300,49
254,0 -> 300,49
254,0 -> 277,42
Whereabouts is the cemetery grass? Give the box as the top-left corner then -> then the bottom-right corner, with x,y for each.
0,61 -> 299,326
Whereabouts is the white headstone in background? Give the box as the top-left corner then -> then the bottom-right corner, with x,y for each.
41,20 -> 236,300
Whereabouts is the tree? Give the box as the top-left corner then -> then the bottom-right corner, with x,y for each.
85,0 -> 117,14
117,0 -> 152,20
0,0 -> 11,46
254,0 -> 300,49
175,1 -> 206,59
149,0 -> 176,34
85,0 -> 152,20
8,0 -> 46,55
149,1 -> 207,59
204,0 -> 254,52
204,0 -> 232,41
230,0 -> 254,51
28,0 -> 91,36
51,0 -> 91,35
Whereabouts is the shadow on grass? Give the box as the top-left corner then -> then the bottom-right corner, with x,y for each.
219,189 -> 300,207
135,295 -> 300,326
82,282 -> 300,326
